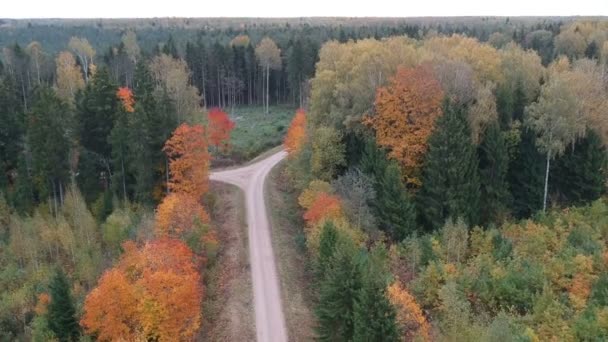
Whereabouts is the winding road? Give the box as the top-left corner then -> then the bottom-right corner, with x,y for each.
210,150 -> 288,342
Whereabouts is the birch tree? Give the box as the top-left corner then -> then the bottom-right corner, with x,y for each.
68,37 -> 95,83
255,37 -> 281,115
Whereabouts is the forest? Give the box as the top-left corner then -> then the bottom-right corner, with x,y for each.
0,15 -> 608,341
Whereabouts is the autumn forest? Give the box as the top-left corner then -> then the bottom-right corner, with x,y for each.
1,16 -> 608,341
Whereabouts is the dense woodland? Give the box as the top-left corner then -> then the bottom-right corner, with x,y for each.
0,16 -> 608,340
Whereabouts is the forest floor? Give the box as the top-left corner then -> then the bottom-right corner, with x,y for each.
266,162 -> 316,341
200,182 -> 255,341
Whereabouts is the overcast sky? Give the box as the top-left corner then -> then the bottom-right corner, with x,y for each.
3,0 -> 607,18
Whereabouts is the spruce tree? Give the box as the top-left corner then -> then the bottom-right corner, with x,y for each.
508,128 -> 545,218
360,139 -> 416,240
353,248 -> 398,342
417,100 -> 480,231
77,68 -> 119,202
552,131 -> 607,205
316,239 -> 363,342
47,269 -> 79,341
317,221 -> 339,279
478,122 -> 511,225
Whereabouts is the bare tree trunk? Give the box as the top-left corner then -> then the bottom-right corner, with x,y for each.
165,157 -> 170,194
266,64 -> 270,115
543,152 -> 550,213
59,180 -> 64,206
121,157 -> 127,203
52,180 -> 58,217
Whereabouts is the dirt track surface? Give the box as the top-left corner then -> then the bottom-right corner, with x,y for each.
210,150 -> 288,342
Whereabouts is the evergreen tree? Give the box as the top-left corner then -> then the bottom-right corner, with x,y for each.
316,239 -> 363,342
109,106 -> 131,202
508,128 -> 545,218
353,247 -> 398,342
163,35 -> 180,59
552,131 -> 607,205
77,68 -> 119,202
0,75 -> 24,191
28,87 -> 71,206
417,100 -> 481,230
478,122 -> 511,225
47,269 -> 79,341
360,139 -> 416,240
317,221 -> 339,278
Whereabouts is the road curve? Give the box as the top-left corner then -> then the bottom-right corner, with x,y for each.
210,150 -> 288,342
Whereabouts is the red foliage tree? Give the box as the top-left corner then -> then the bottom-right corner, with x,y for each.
284,109 -> 307,156
303,192 -> 343,225
116,87 -> 135,113
207,108 -> 235,152
163,123 -> 210,200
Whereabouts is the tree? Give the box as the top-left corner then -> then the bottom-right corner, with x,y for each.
316,238 -> 362,341
116,87 -> 135,113
163,123 -> 210,200
81,238 -> 202,341
317,221 -> 339,278
0,75 -> 23,193
417,100 -> 481,230
28,87 -> 71,214
255,37 -> 281,115
155,192 -> 209,238
552,131 -> 607,205
353,247 -> 398,342
303,192 -> 343,226
55,51 -> 85,106
68,37 -> 95,83
121,31 -> 140,64
387,281 -> 431,341
360,139 -> 416,240
478,122 -> 511,224
149,54 -> 202,123
310,126 -> 345,181
48,269 -> 79,341
207,107 -> 235,152
284,109 -> 307,156
525,74 -> 585,212
508,128 -> 545,218
368,65 -> 444,186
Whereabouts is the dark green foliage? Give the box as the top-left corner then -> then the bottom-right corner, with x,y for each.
77,68 -> 119,202
360,139 -> 417,240
417,100 -> 480,230
48,269 -> 79,341
162,35 -> 180,58
317,221 -> 339,278
27,87 -> 71,201
552,131 -> 607,206
316,239 -> 363,341
353,247 -> 398,342
0,75 -> 24,191
508,129 -> 545,218
478,122 -> 511,225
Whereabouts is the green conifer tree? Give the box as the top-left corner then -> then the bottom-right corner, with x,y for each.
47,269 -> 79,341
417,100 -> 480,230
478,122 -> 511,224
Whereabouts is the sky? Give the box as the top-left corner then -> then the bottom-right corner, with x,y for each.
3,0 -> 607,18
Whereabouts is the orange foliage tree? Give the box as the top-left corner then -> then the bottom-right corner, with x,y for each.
303,192 -> 343,225
284,109 -> 307,156
207,108 -> 235,152
155,192 -> 210,238
81,238 -> 202,341
116,86 -> 135,113
387,281 -> 431,342
367,65 -> 444,186
163,123 -> 210,199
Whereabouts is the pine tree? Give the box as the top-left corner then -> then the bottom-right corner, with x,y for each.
478,122 -> 511,225
508,128 -> 545,218
316,239 -> 363,342
552,131 -> 607,205
417,100 -> 480,230
0,75 -> 24,192
47,269 -> 79,341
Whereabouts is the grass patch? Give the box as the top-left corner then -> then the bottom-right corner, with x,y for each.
265,161 -> 316,341
201,182 -> 255,341
213,105 -> 296,166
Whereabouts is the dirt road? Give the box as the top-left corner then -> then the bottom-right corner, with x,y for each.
210,150 -> 288,342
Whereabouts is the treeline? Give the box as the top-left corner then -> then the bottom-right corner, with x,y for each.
283,19 -> 608,340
